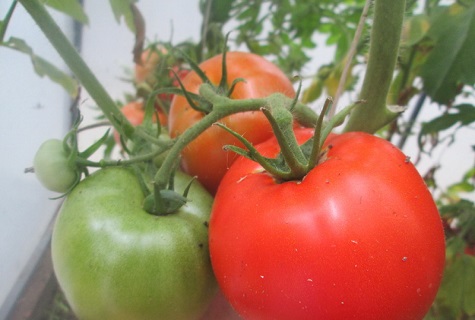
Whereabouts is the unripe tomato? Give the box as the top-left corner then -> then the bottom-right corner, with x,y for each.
33,139 -> 77,193
52,167 -> 217,319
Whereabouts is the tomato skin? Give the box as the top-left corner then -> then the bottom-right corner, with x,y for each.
33,139 -> 77,193
210,129 -> 446,320
168,52 -> 295,194
52,167 -> 217,319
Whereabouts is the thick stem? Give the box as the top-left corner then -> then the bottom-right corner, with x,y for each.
19,0 -> 135,139
344,0 -> 406,133
261,107 -> 308,179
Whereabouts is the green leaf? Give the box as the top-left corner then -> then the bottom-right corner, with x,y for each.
39,0 -> 88,24
401,14 -> 431,47
3,37 -> 79,97
108,0 -> 137,32
301,78 -> 323,104
420,104 -> 475,135
420,2 -> 475,104
434,254 -> 475,317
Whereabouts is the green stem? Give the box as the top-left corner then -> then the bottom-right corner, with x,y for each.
307,97 -> 333,170
76,144 -> 170,168
344,0 -> 406,133
261,106 -> 308,178
0,1 -> 17,42
153,84 -> 269,189
18,0 -> 135,139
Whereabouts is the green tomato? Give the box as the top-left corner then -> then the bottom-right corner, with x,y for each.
33,139 -> 77,193
52,167 -> 217,319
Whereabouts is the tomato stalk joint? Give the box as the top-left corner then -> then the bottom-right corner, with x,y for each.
218,97 -> 364,182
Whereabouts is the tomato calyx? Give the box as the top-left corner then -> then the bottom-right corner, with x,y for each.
219,97 -> 364,182
153,39 -> 250,116
142,171 -> 197,216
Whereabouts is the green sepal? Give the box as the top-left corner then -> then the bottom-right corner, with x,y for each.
227,77 -> 246,97
143,190 -> 188,216
0,1 -> 17,43
143,172 -> 198,216
169,69 -> 213,114
216,122 -> 294,180
175,48 -> 211,84
79,129 -> 111,159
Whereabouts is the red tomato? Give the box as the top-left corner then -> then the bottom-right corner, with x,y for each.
209,128 -> 446,320
168,52 -> 295,194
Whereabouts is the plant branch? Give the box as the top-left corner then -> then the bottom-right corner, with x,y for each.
330,0 -> 371,117
344,0 -> 407,133
153,84 -> 269,190
18,0 -> 135,139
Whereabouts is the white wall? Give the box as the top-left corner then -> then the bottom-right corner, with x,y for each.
0,3 -> 73,317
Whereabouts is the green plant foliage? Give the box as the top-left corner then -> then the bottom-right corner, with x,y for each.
428,253 -> 475,319
0,1 -> 17,43
420,2 -> 475,104
2,37 -> 79,97
418,103 -> 475,149
231,0 -> 368,75
40,0 -> 88,24
108,0 -> 138,32
426,199 -> 475,319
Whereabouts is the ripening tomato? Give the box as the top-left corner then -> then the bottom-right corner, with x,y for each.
135,46 -> 166,85
52,167 -> 217,319
210,128 -> 446,320
168,51 -> 295,194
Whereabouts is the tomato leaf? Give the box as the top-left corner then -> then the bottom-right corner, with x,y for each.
420,2 -> 475,104
2,37 -> 79,97
108,0 -> 137,32
434,254 -> 475,317
39,0 -> 88,24
420,104 -> 475,135
79,129 -> 111,159
401,14 -> 431,47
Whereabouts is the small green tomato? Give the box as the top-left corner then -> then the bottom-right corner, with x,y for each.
33,139 -> 77,193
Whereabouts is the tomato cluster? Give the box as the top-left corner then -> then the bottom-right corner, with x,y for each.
34,51 -> 446,319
